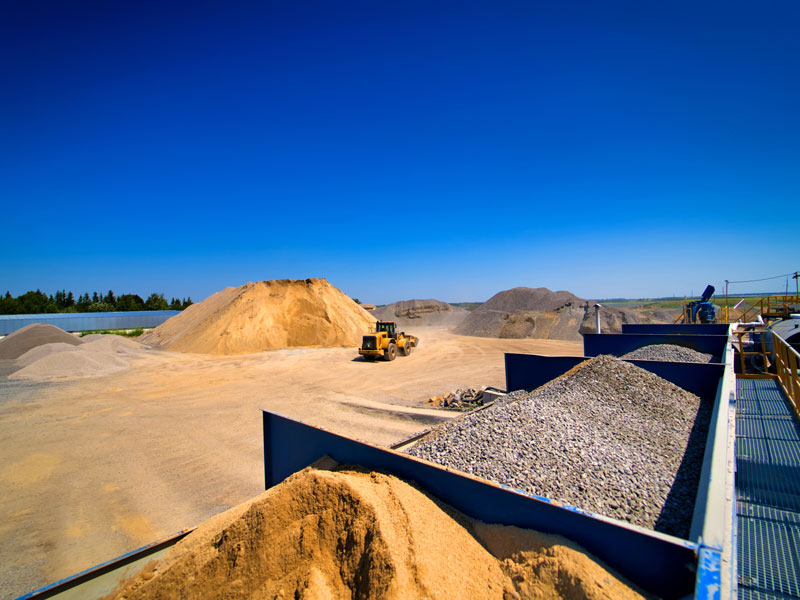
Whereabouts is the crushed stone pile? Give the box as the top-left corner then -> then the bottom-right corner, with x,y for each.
104,466 -> 645,600
9,335 -> 148,381
139,278 -> 376,355
455,287 -> 669,341
622,344 -> 716,363
407,355 -> 712,538
372,299 -> 468,329
0,323 -> 83,359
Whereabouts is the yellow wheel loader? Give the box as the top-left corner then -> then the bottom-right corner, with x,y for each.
358,321 -> 418,361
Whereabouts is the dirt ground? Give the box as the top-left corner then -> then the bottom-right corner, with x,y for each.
0,328 -> 582,600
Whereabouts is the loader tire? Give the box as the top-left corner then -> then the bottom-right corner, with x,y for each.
401,341 -> 412,356
384,344 -> 397,361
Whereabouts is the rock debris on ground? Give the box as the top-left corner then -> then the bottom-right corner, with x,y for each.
103,466 -> 647,600
622,343 -> 716,363
407,355 -> 712,538
428,387 -> 485,410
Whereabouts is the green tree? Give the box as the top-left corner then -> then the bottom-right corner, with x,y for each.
0,291 -> 20,314
169,297 -> 182,310
76,293 -> 91,311
182,297 -> 193,309
145,293 -> 169,311
86,302 -> 115,312
17,290 -> 56,313
104,290 -> 116,307
117,294 -> 145,311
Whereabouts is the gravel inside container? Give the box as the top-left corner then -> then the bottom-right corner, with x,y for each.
621,343 -> 716,363
406,355 -> 713,538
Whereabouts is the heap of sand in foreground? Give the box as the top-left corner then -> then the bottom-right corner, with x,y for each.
104,467 -> 646,600
140,278 -> 376,355
0,323 -> 83,360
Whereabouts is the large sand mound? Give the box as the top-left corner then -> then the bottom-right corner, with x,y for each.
372,299 -> 468,329
455,287 -> 668,341
0,323 -> 83,359
140,279 -> 376,355
105,467 -> 644,600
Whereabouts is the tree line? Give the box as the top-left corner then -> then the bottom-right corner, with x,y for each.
0,289 -> 193,315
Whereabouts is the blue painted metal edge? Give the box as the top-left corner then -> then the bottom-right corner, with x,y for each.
262,410 -> 700,598
14,529 -> 194,600
694,546 -> 722,600
688,360 -> 734,551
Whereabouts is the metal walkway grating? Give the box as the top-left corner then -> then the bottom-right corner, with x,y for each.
737,378 -> 800,600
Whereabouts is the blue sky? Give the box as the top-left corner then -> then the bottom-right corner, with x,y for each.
2,1 -> 798,304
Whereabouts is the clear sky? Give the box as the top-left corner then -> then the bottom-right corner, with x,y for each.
2,1 -> 798,304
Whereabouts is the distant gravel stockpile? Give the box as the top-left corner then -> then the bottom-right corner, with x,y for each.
454,286 -> 671,341
622,344 -> 716,363
371,299 -> 468,329
0,323 -> 83,359
407,355 -> 712,538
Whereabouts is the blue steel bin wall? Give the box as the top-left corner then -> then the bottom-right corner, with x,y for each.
621,323 -> 731,336
504,353 -> 725,400
262,410 -> 699,598
0,311 -> 179,335
582,333 -> 728,359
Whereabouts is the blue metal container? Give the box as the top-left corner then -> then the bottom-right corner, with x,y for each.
583,332 -> 729,361
622,323 -> 731,336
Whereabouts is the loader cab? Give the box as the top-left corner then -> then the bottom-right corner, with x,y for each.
375,321 -> 396,337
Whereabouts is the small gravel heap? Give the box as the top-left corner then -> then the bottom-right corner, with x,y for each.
407,355 -> 712,538
622,344 -> 715,363
428,388 -> 485,410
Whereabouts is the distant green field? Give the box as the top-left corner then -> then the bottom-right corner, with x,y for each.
78,328 -> 144,338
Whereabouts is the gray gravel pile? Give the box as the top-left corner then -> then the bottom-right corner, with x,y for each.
406,355 -> 711,538
622,344 -> 715,363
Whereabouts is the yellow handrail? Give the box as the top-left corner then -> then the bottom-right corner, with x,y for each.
733,327 -> 773,379
773,332 -> 800,418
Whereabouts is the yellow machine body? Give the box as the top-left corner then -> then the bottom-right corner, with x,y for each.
358,321 -> 418,361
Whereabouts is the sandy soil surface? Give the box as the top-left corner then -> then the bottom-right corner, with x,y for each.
0,328 -> 581,599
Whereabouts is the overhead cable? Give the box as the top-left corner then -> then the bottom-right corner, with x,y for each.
726,271 -> 799,284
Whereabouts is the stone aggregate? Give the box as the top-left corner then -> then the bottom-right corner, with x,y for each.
622,343 -> 715,363
407,355 -> 712,538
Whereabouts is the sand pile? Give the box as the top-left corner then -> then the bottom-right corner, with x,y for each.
0,323 -> 83,359
139,279 -> 376,355
372,299 -> 468,329
9,335 -> 148,381
455,287 -> 667,341
105,467 -> 645,600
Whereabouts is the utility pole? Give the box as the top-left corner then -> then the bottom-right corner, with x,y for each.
725,280 -> 729,324
793,272 -> 799,298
